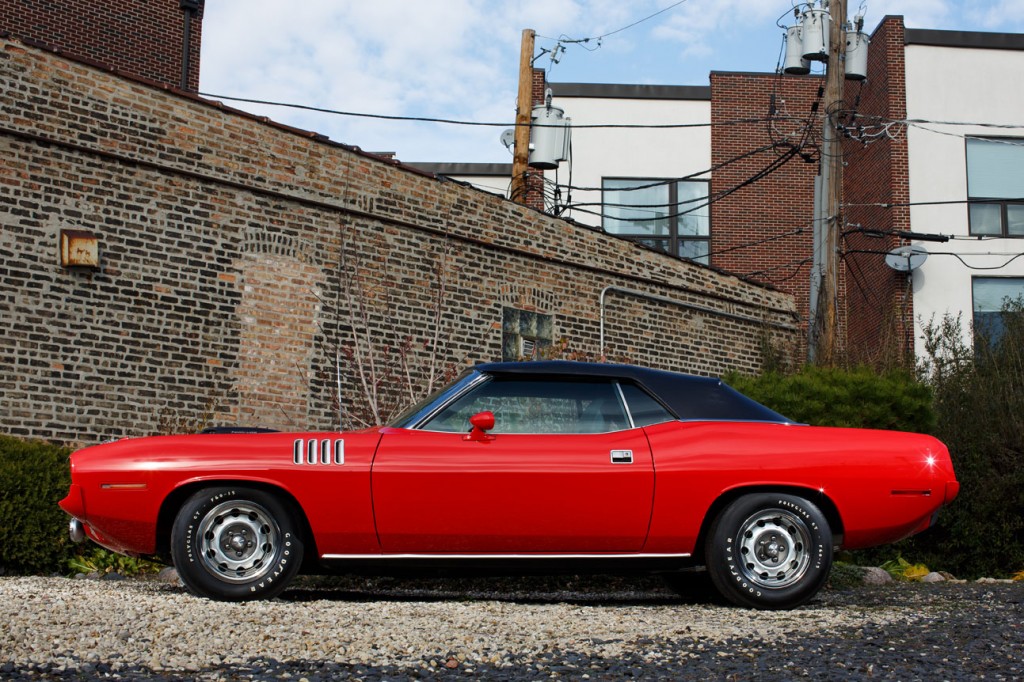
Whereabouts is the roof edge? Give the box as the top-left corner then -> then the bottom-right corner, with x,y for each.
548,82 -> 710,100
905,27 -> 1024,50
407,162 -> 512,176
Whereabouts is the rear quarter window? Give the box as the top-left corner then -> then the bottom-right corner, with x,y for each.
619,383 -> 675,427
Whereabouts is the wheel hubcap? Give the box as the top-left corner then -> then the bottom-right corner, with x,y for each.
737,509 -> 812,589
197,500 -> 280,583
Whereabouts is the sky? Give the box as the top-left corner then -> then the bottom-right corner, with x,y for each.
199,1 -> 1024,164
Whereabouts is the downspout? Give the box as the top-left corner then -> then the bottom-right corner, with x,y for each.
180,0 -> 201,91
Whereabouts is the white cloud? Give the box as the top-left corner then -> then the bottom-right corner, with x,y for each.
198,0 -> 1024,163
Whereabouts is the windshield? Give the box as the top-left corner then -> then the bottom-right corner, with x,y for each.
387,369 -> 482,428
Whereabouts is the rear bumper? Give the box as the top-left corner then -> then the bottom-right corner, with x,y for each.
69,518 -> 86,544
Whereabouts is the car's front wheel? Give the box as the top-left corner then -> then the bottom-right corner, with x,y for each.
705,493 -> 832,609
171,486 -> 303,601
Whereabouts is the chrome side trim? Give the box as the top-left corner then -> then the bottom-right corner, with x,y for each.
321,552 -> 691,560
613,381 -> 636,430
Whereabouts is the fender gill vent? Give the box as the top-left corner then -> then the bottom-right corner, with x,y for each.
293,439 -> 345,465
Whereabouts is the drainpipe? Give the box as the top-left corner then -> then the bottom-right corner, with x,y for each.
180,0 -> 201,90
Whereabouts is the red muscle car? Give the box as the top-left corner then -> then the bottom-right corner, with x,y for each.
60,361 -> 959,609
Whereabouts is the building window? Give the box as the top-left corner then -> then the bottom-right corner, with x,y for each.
602,179 -> 710,263
502,307 -> 553,361
966,138 -> 1024,237
972,277 -> 1024,344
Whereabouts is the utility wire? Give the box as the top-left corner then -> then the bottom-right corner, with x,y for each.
844,248 -> 1024,270
198,92 -> 792,131
540,0 -> 690,46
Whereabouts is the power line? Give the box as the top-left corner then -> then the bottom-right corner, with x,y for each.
563,145 -> 802,224
588,0 -> 690,41
540,0 -> 690,46
197,92 -> 789,131
843,248 -> 1024,270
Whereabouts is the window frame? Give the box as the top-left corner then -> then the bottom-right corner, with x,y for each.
601,177 -> 711,263
966,137 -> 1024,238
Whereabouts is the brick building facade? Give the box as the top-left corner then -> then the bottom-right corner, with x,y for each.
840,18 -> 913,361
708,71 -> 827,352
0,0 -> 203,90
434,16 -> 982,364
0,37 -> 798,444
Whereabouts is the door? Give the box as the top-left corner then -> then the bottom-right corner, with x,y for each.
371,377 -> 655,553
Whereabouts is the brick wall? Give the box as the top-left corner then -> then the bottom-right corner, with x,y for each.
842,16 -> 915,364
0,0 -> 202,90
0,37 -> 798,444
709,72 -> 824,355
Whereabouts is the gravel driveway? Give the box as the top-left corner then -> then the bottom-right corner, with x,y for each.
1,574 -> 1021,680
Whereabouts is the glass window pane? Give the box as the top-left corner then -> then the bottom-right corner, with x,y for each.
967,138 -> 1024,198
974,278 -> 1024,346
1007,204 -> 1024,236
678,239 -> 710,264
421,379 -> 627,434
603,179 -> 670,236
969,203 -> 1003,235
676,181 -> 710,237
619,383 -> 674,427
973,277 -> 1024,313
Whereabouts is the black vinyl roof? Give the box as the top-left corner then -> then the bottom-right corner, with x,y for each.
474,361 -> 793,424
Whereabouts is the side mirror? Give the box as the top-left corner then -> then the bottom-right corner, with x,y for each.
463,411 -> 496,442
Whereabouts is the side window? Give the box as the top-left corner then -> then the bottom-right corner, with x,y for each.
420,378 -> 629,434
619,383 -> 675,427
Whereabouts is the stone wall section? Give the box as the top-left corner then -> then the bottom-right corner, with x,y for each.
0,38 -> 798,444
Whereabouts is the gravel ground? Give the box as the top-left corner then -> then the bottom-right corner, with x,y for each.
0,574 -> 1021,680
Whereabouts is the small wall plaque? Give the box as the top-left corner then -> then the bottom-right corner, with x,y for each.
60,229 -> 99,268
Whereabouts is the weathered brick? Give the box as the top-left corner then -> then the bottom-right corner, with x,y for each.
0,37 -> 799,444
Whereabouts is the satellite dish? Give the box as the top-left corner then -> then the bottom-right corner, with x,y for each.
500,128 -> 515,151
885,245 -> 928,272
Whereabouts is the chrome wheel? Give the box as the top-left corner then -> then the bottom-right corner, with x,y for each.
736,508 -> 812,589
196,500 -> 280,583
707,493 -> 831,609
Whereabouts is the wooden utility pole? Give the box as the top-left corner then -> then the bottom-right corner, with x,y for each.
811,0 -> 846,365
510,28 -> 535,204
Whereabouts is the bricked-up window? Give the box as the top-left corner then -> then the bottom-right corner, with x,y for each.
602,179 -> 710,263
502,308 -> 553,361
973,277 -> 1024,345
967,138 -> 1024,237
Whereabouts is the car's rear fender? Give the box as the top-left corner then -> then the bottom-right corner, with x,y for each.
690,485 -> 845,564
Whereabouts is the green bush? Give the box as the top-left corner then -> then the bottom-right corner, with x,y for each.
898,306 -> 1024,578
726,364 -> 934,432
729,306 -> 1024,579
0,434 -> 76,574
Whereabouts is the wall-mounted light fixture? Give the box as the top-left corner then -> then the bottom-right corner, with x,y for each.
59,229 -> 100,268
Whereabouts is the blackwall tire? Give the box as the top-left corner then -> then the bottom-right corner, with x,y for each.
705,493 -> 832,610
170,486 -> 303,601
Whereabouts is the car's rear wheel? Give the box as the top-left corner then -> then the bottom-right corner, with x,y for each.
171,486 -> 303,601
705,493 -> 832,609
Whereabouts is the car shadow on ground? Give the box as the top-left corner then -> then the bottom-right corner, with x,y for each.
277,572 -> 724,607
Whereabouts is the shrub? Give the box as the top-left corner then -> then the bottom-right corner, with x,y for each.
900,305 -> 1024,578
0,435 -> 76,574
725,364 -> 934,432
